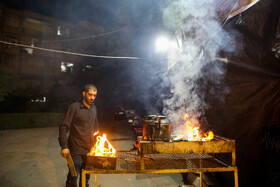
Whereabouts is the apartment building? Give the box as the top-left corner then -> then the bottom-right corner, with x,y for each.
0,3 -> 104,91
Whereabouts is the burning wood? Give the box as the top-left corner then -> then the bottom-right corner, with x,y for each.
202,131 -> 214,141
88,132 -> 116,157
86,132 -> 117,170
178,113 -> 215,141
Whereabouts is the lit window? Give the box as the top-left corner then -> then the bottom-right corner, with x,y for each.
57,26 -> 62,35
31,97 -> 46,103
82,65 -> 93,72
61,62 -> 74,73
86,65 -> 92,69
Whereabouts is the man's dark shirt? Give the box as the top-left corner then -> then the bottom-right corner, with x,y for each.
58,101 -> 99,155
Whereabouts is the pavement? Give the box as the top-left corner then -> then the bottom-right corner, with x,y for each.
0,120 -> 185,187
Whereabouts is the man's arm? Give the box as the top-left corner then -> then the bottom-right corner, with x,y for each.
58,103 -> 76,157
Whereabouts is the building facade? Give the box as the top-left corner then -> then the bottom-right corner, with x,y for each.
0,3 -> 104,91
0,4 -> 106,111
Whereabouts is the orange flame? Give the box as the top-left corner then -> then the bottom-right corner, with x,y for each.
184,113 -> 214,141
202,131 -> 214,141
184,113 -> 189,119
88,133 -> 116,157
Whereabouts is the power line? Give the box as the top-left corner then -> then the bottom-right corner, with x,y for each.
41,27 -> 127,43
0,40 -> 143,60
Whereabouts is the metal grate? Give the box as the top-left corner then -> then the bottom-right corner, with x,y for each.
116,151 -> 230,171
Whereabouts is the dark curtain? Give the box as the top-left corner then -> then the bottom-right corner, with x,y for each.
206,0 -> 280,186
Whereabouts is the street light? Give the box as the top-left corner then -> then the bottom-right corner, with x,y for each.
155,36 -> 169,52
154,35 -> 181,70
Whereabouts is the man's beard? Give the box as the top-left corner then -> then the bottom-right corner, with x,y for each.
85,97 -> 93,105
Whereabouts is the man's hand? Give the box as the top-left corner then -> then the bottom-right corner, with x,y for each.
61,148 -> 70,158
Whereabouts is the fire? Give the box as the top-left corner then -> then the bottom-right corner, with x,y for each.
88,132 -> 116,157
184,113 -> 214,141
202,131 -> 214,141
184,113 -> 189,119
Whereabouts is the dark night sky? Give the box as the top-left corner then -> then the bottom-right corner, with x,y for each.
0,0 -> 165,28
1,0 -> 120,24
0,0 -> 167,55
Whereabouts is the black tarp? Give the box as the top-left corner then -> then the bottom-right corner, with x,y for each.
205,0 -> 280,186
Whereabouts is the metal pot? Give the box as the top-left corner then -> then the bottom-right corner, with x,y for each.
142,115 -> 171,142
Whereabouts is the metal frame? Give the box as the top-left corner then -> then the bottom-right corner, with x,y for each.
82,135 -> 238,187
136,135 -> 236,169
82,167 -> 238,187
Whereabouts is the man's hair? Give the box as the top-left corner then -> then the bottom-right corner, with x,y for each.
84,84 -> 97,92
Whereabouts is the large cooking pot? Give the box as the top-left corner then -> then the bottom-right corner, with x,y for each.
142,115 -> 171,141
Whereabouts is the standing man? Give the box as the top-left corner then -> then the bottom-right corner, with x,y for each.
58,84 -> 99,187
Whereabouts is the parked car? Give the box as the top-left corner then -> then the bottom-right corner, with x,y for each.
113,106 -> 136,120
125,110 -> 136,119
113,106 -> 125,120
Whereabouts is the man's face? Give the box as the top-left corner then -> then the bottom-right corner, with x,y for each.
83,89 -> 97,106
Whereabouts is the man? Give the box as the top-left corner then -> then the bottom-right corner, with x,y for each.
58,84 -> 99,187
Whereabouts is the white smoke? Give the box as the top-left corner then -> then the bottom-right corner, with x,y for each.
161,0 -> 239,132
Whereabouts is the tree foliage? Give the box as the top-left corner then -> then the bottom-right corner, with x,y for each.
0,71 -> 25,102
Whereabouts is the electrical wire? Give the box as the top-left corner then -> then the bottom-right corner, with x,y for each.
41,27 -> 127,43
0,40 -> 142,60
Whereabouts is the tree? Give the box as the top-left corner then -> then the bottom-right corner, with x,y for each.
0,71 -> 25,102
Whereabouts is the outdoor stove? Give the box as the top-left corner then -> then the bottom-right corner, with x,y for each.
135,135 -> 236,170
83,125 -> 238,187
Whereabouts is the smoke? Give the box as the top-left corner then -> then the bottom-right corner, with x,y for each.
160,0 -> 240,131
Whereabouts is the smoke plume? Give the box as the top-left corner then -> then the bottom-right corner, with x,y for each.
160,0 -> 240,132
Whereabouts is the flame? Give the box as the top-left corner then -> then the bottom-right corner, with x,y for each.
88,133 -> 116,157
184,113 -> 189,119
184,113 -> 214,141
202,131 -> 214,141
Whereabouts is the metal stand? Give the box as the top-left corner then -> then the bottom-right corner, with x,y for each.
81,150 -> 238,187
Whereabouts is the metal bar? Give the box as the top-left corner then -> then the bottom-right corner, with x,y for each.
200,172 -> 203,187
95,174 -> 97,187
139,151 -> 145,170
82,169 -> 86,187
213,135 -> 232,141
232,149 -> 236,166
234,168 -> 239,187
83,169 -> 238,187
139,139 -> 235,154
83,167 -> 237,174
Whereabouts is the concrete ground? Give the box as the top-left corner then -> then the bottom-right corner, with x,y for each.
0,121 -> 185,187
